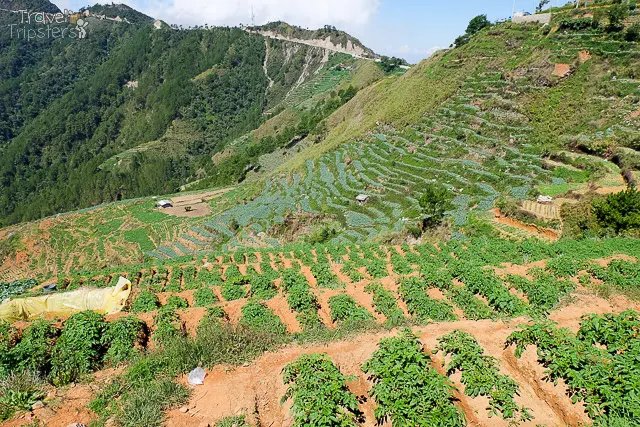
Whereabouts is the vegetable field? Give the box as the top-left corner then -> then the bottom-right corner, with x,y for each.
2,234 -> 639,425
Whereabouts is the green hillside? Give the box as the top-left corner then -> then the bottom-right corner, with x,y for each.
1,1 -> 639,281
0,2 -> 379,226
1,2 -> 640,427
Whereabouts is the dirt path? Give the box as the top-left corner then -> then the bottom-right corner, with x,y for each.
159,187 -> 235,218
491,208 -> 560,241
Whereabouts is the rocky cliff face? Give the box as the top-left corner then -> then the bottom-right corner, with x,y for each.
250,29 -> 376,59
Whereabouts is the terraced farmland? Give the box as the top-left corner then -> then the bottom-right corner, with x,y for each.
149,72 -> 564,258
145,20 -> 640,261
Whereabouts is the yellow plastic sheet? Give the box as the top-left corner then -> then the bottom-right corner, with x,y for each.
0,277 -> 131,323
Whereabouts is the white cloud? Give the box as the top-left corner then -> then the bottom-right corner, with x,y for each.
115,0 -> 380,29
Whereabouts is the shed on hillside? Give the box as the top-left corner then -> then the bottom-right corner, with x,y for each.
157,200 -> 173,208
356,194 -> 370,204
537,195 -> 553,204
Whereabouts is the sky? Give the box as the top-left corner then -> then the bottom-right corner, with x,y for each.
53,0 -> 569,63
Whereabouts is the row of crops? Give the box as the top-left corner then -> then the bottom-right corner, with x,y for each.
11,237 -> 632,339
0,312 -> 146,386
3,293 -> 638,425
281,310 -> 640,426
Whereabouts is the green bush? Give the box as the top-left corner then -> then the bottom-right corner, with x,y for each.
49,311 -> 107,385
625,23 -> 640,42
593,187 -> 640,234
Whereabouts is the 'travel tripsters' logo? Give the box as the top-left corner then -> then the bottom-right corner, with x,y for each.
7,9 -> 89,41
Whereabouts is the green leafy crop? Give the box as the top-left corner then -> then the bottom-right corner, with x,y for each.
50,311 -> 107,386
193,287 -> 219,307
282,353 -> 361,427
131,291 -> 161,313
328,294 -> 374,323
436,330 -> 532,423
103,317 -> 147,365
362,329 -> 465,426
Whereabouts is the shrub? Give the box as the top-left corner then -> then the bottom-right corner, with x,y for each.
625,23 -> 640,42
558,17 -> 598,31
606,4 -> 629,32
593,187 -> 640,234
419,185 -> 453,229
50,311 -> 107,385
131,291 -> 160,313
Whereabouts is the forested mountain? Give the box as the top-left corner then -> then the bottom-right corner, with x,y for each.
0,0 -> 377,226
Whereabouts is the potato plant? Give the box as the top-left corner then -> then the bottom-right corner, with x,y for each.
506,311 -> 640,424
50,311 -> 107,385
282,353 -> 361,427
399,278 -> 457,322
390,254 -> 413,275
436,330 -> 532,423
507,273 -> 574,314
310,262 -> 342,289
239,301 -> 287,336
456,268 -> 526,317
364,257 -> 388,279
152,308 -> 183,344
103,316 -> 147,365
164,295 -> 189,310
362,329 -> 465,426
131,291 -> 160,313
248,275 -> 278,300
193,287 -> 219,307
280,270 -> 321,329
364,283 -> 405,324
447,286 -> 494,320
7,320 -> 57,376
328,294 -> 374,323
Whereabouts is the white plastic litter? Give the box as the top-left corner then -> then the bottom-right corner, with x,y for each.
187,367 -> 206,385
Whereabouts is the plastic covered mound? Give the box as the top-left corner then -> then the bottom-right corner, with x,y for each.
0,277 -> 132,323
